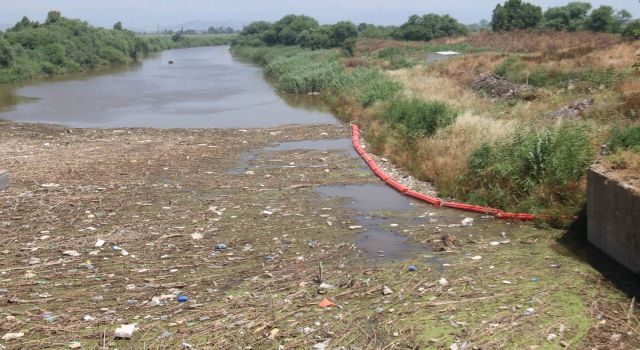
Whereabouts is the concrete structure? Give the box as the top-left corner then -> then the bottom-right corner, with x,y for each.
427,51 -> 460,64
587,165 -> 640,274
0,170 -> 9,191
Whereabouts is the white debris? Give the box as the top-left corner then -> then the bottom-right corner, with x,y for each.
382,285 -> 394,295
191,232 -> 203,240
68,341 -> 82,349
461,218 -> 474,227
95,239 -> 105,247
114,324 -> 136,339
319,283 -> 336,290
502,280 -> 513,285
84,315 -> 95,321
63,250 -> 81,257
348,225 -> 363,230
2,332 -> 24,341
439,277 -> 449,286
470,256 -> 482,260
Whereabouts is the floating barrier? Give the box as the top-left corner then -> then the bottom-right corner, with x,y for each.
351,124 -> 540,222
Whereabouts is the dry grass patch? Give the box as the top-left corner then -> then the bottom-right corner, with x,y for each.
438,31 -> 622,55
414,113 -> 516,189
386,66 -> 490,111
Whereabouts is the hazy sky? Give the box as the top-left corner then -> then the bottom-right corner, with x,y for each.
1,0 -> 638,30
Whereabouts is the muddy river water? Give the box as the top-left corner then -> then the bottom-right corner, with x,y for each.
0,46 -> 336,128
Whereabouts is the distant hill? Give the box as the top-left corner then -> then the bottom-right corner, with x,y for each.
132,20 -> 247,34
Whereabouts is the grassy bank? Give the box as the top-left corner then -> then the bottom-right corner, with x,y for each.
0,12 -> 235,83
232,31 -> 640,223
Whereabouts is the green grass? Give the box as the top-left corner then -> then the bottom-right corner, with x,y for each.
462,121 -> 595,214
609,125 -> 640,152
382,97 -> 459,137
493,55 -> 627,89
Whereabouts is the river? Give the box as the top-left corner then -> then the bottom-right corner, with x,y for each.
0,46 -> 337,128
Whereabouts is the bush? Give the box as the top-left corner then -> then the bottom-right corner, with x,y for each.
335,67 -> 401,107
265,50 -> 346,94
609,125 -> 640,152
463,122 -> 595,211
383,98 -> 458,137
393,14 -> 468,41
493,55 -> 528,83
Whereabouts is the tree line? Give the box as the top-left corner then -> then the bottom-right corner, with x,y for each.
235,0 -> 638,51
0,11 -> 233,83
492,0 -> 638,38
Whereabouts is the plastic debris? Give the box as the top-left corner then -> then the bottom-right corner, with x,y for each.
407,265 -> 417,272
312,339 -> 331,350
524,307 -> 535,316
114,324 -> 136,339
461,218 -> 474,227
2,332 -> 24,341
318,298 -> 336,308
319,283 -> 335,290
269,328 -> 280,340
215,243 -> 228,251
177,295 -> 188,303
63,250 -> 80,257
43,312 -> 57,323
382,286 -> 393,295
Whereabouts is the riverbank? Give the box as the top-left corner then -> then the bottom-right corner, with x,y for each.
0,120 -> 638,349
0,12 -> 235,84
230,32 -> 640,224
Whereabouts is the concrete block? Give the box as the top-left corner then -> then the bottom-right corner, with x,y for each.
0,170 -> 9,191
587,165 -> 640,274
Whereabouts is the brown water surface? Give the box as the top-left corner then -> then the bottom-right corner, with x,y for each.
0,46 -> 337,128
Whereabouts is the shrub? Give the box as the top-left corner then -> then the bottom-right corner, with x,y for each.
609,125 -> 640,152
265,50 -> 346,94
336,67 -> 402,107
383,98 -> 458,137
493,55 -> 527,83
463,122 -> 595,211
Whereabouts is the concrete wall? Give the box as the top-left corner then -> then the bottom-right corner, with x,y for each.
587,165 -> 640,274
0,170 -> 9,191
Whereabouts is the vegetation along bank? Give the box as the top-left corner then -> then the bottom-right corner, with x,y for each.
231,0 -> 640,225
0,11 -> 235,83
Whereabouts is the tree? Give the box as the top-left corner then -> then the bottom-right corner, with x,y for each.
623,20 -> 640,39
585,6 -> 620,33
0,36 -> 13,67
491,0 -> 543,31
328,21 -> 358,47
394,13 -> 468,41
113,21 -> 123,31
273,15 -> 319,45
542,2 -> 591,31
240,21 -> 272,36
45,11 -> 62,25
298,28 -> 331,49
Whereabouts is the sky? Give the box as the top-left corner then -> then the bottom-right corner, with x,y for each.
1,0 -> 638,31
